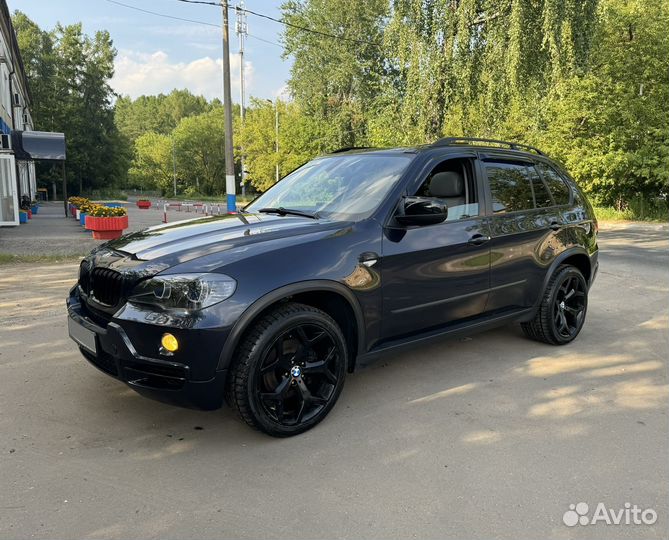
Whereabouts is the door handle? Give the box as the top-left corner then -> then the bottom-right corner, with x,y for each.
468,234 -> 491,246
549,221 -> 562,231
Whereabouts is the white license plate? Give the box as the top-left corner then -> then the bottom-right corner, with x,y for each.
68,317 -> 97,354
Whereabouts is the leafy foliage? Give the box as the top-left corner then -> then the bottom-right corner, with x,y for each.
129,132 -> 174,193
15,0 -> 669,211
237,99 -> 322,192
533,0 -> 669,206
13,11 -> 130,194
281,0 -> 388,149
278,0 -> 668,209
128,108 -> 233,195
173,108 -> 227,195
115,90 -> 217,142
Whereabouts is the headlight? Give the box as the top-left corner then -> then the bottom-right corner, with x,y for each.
128,273 -> 236,311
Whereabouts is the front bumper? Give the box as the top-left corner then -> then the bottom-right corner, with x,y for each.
67,291 -> 227,410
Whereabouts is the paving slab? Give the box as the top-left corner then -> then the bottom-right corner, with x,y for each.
0,201 -> 204,257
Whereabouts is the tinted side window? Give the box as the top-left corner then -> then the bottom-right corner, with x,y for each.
528,165 -> 553,208
536,162 -> 571,205
485,162 -> 534,213
414,158 -> 479,221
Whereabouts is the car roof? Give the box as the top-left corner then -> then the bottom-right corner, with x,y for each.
324,139 -> 548,161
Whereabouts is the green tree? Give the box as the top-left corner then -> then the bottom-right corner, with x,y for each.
238,99 -> 321,192
377,0 -> 598,144
130,109 -> 237,196
129,132 -> 174,193
115,95 -> 166,142
172,108 -> 227,195
12,12 -> 56,131
535,0 -> 669,206
115,89 -> 212,142
281,0 -> 388,148
13,12 -> 130,194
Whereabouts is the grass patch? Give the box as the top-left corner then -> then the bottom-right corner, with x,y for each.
0,253 -> 83,265
594,206 -> 636,221
594,204 -> 668,223
594,194 -> 669,222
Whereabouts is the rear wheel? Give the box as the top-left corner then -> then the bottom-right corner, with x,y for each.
226,302 -> 347,437
521,265 -> 588,345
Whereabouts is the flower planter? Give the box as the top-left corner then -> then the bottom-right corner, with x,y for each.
19,211 -> 28,224
85,215 -> 129,240
76,209 -> 81,220
69,204 -> 76,217
79,212 -> 88,226
31,205 -> 39,214
136,200 -> 151,209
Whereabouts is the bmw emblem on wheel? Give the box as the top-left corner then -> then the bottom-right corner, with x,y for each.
290,365 -> 302,378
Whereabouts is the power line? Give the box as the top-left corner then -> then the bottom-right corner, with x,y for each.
171,0 -> 217,5
172,0 -> 380,46
103,2 -> 282,48
243,6 -> 378,45
247,33 -> 282,48
103,0 -> 219,27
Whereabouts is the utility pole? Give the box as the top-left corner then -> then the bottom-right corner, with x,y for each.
221,0 -> 236,212
172,137 -> 177,197
274,100 -> 279,183
236,1 -> 247,198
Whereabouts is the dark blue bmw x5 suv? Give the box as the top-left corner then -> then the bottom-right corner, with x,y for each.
67,137 -> 598,436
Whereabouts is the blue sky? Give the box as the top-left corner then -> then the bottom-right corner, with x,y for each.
8,0 -> 293,102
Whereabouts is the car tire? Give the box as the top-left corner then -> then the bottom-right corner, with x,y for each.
226,302 -> 348,437
521,264 -> 589,345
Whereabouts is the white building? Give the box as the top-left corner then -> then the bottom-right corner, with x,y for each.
0,0 -> 36,226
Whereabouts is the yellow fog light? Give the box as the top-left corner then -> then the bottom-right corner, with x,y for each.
161,333 -> 179,352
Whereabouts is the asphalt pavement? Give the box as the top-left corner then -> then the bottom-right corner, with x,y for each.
0,222 -> 667,539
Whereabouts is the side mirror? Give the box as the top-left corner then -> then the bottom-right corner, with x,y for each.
396,196 -> 448,226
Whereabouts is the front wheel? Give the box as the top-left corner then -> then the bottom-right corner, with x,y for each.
226,302 -> 347,437
521,265 -> 588,345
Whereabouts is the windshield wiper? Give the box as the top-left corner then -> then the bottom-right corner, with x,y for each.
258,207 -> 319,219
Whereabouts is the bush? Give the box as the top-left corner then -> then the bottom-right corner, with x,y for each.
594,195 -> 668,222
594,206 -> 635,221
627,195 -> 669,221
82,189 -> 128,201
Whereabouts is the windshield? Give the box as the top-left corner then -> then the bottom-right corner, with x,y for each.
245,154 -> 413,220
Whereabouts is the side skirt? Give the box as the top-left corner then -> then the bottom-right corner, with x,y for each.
355,307 -> 534,369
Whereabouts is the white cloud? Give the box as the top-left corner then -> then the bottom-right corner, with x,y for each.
111,50 -> 253,101
273,84 -> 290,99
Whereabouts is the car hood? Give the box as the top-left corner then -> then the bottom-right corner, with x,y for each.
91,212 -> 344,272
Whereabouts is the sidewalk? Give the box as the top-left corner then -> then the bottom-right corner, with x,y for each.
0,201 -> 195,258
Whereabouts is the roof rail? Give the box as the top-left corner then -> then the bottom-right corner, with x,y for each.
432,137 -> 545,156
329,146 -> 370,153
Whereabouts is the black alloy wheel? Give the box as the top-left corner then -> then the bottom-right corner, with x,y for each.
227,303 -> 347,437
256,324 -> 340,426
553,274 -> 587,339
521,265 -> 589,345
